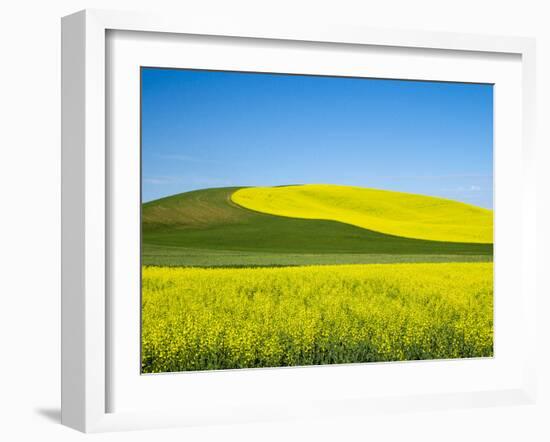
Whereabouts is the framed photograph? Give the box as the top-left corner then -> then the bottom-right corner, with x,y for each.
61,9 -> 538,432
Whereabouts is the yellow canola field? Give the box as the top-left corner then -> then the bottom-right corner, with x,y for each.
232,184 -> 493,243
142,262 -> 493,373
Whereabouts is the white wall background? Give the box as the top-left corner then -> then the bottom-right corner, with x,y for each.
0,1 -> 548,441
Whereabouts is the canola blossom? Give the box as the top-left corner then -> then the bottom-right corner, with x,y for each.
142,262 -> 493,373
232,184 -> 493,243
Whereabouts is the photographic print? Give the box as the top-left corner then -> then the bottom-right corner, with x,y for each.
140,68 -> 493,374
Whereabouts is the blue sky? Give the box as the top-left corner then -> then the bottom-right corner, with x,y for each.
142,68 -> 493,208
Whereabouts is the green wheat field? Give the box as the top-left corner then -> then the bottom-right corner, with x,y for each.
141,184 -> 493,373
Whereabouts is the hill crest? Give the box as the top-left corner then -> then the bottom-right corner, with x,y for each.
231,184 -> 493,243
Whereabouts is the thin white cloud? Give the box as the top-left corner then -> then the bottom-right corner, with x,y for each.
377,173 -> 492,180
441,185 -> 484,193
143,176 -> 181,185
188,177 -> 234,187
143,175 -> 234,188
155,153 -> 220,164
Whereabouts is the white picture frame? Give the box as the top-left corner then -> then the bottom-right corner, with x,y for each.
61,9 -> 538,433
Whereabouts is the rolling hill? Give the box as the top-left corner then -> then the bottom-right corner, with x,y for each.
142,186 -> 493,267
232,184 -> 493,243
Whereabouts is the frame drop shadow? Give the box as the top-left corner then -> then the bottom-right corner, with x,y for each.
34,407 -> 61,423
